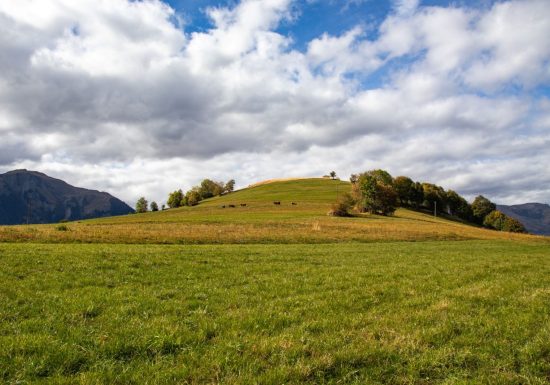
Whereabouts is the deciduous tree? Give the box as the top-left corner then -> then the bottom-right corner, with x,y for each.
150,201 -> 159,212
422,183 -> 446,215
446,190 -> 473,220
224,179 -> 236,193
503,216 -> 527,233
394,176 -> 414,206
199,179 -> 224,199
483,210 -> 507,230
186,188 -> 201,206
135,197 -> 148,213
472,195 -> 496,224
167,189 -> 184,208
354,170 -> 397,215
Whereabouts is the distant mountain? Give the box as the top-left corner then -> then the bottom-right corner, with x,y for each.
0,169 -> 134,225
497,203 -> 550,236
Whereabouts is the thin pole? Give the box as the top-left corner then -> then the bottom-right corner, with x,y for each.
434,201 -> 437,217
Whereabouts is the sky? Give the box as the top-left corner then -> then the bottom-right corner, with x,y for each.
0,0 -> 549,206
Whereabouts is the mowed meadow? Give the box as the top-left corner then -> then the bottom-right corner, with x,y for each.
1,179 -> 550,384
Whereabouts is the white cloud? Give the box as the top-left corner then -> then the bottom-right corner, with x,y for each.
464,0 -> 550,91
0,0 -> 549,205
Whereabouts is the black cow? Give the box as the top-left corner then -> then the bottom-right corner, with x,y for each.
273,201 -> 281,205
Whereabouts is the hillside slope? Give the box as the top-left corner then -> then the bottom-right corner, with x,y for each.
0,169 -> 134,225
0,178 -> 547,244
498,203 -> 550,235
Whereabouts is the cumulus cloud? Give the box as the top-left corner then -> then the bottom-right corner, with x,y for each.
0,0 -> 549,205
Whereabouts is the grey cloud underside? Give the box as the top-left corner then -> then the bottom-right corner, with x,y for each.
0,0 -> 549,204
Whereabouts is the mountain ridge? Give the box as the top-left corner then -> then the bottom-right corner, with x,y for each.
497,203 -> 550,236
0,169 -> 134,225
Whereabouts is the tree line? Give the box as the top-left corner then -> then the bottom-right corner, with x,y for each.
135,179 -> 235,213
332,169 -> 526,233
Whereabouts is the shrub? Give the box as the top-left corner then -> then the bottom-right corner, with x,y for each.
329,193 -> 355,217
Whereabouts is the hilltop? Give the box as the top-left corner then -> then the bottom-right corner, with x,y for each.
0,178 -> 546,244
0,169 -> 134,225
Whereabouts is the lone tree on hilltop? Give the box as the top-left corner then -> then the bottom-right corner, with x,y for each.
136,197 -> 148,213
150,201 -> 159,212
329,171 -> 337,180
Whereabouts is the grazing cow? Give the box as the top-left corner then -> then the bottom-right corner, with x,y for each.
221,205 -> 226,208
273,201 -> 281,205
240,203 -> 247,207
291,202 -> 297,206
228,204 -> 236,208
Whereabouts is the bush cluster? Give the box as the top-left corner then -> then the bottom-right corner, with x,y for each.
166,179 -> 235,209
338,169 -> 526,233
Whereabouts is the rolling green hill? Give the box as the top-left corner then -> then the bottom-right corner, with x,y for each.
0,178 -> 546,244
205,178 -> 350,204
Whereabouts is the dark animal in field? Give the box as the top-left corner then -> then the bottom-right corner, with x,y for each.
221,205 -> 226,208
240,203 -> 247,207
273,201 -> 281,205
228,204 -> 236,208
291,202 -> 297,205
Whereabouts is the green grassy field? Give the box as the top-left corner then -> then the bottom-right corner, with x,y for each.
1,241 -> 550,384
1,178 -> 549,384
